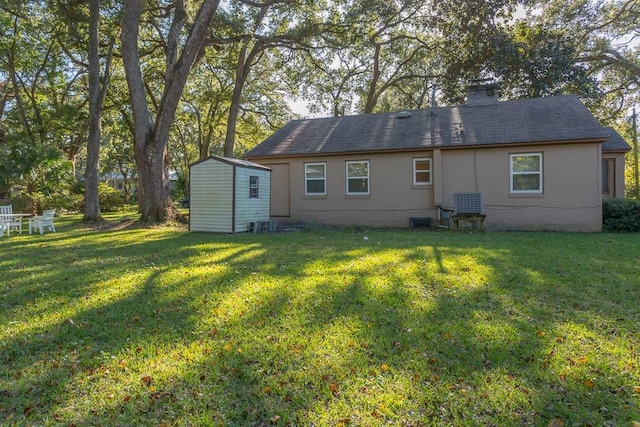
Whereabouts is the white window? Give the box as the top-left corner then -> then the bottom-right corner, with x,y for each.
249,176 -> 259,198
305,163 -> 326,195
346,161 -> 369,195
413,158 -> 432,185
510,153 -> 543,193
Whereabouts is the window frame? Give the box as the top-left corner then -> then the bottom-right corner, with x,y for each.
249,175 -> 259,198
345,160 -> 370,195
304,162 -> 327,196
602,157 -> 615,196
510,152 -> 543,194
413,157 -> 433,186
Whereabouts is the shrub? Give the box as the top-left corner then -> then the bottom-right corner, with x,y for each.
97,183 -> 126,212
602,198 -> 640,232
74,183 -> 126,213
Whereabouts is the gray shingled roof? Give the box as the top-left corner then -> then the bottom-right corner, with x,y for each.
602,127 -> 632,152
245,95 -> 625,158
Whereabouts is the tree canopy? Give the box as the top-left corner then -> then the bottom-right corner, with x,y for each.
0,0 -> 637,218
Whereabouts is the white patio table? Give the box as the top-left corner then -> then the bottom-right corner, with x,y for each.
0,213 -> 31,237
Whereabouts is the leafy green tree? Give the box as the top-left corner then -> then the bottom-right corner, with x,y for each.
0,1 -> 83,210
121,0 -> 220,222
526,0 -> 639,121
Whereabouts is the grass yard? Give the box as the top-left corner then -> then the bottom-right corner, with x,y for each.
1,212 -> 639,426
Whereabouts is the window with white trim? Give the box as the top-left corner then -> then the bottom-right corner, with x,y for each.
249,176 -> 259,198
413,158 -> 432,185
346,161 -> 369,195
510,153 -> 543,193
305,163 -> 326,195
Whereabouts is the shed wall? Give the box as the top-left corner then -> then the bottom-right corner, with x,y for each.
190,161 -> 234,232
233,168 -> 271,232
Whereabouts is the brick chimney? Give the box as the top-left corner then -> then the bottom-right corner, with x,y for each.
466,78 -> 498,106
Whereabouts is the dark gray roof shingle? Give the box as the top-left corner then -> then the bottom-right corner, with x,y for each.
245,95 -> 625,158
602,127 -> 632,152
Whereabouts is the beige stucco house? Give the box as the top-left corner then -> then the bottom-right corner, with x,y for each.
244,84 -> 630,231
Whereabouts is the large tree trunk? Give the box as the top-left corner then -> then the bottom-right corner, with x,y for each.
364,43 -> 382,114
223,7 -> 268,157
121,0 -> 220,222
84,0 -> 103,221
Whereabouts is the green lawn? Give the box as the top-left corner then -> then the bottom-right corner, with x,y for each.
1,212 -> 639,426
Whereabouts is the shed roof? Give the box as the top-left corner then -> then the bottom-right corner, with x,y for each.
245,95 -> 627,159
190,155 -> 272,171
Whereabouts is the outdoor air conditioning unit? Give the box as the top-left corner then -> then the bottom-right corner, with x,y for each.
454,192 -> 483,214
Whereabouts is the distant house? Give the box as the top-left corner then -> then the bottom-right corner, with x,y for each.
102,172 -> 136,193
189,156 -> 271,233
244,82 -> 630,231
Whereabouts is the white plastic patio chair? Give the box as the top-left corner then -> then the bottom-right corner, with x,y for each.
28,209 -> 56,235
0,205 -> 23,236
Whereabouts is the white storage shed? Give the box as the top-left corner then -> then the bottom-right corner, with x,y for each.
189,156 -> 271,233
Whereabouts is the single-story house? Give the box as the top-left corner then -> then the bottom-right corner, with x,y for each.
189,156 -> 271,233
102,171 -> 180,194
244,83 -> 630,231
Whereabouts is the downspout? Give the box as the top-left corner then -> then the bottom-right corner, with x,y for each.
433,149 -> 443,206
474,150 -> 479,192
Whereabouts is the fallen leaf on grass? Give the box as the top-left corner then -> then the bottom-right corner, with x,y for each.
123,395 -> 131,403
141,376 -> 153,386
547,418 -> 565,427
270,415 -> 281,424
584,379 -> 595,388
329,383 -> 339,396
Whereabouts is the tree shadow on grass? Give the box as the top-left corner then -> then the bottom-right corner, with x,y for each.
1,228 -> 638,425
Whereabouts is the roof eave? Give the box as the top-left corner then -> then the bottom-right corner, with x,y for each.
244,137 -> 609,160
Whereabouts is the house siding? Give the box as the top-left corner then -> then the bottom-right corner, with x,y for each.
190,161 -> 234,232
602,152 -> 627,198
233,168 -> 271,232
254,142 -> 603,231
260,151 -> 437,227
439,143 -> 602,231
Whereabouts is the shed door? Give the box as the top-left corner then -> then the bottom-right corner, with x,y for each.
269,163 -> 290,217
